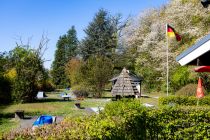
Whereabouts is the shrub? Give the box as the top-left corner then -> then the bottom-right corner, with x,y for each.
9,46 -> 46,103
159,96 -> 210,106
37,80 -> 55,92
170,67 -> 196,92
4,101 -> 210,139
0,76 -> 12,104
176,84 -> 207,97
73,90 -> 89,98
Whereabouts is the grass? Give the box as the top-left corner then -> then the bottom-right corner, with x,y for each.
0,92 -> 110,135
139,92 -> 166,106
0,118 -> 19,135
0,93 -> 108,116
0,91 -> 165,134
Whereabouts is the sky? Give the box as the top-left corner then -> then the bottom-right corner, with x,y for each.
0,0 -> 168,69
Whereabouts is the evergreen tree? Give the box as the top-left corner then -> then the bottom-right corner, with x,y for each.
51,26 -> 78,87
65,26 -> 78,62
51,36 -> 66,87
80,9 -> 118,60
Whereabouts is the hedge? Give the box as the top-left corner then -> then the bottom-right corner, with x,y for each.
4,100 -> 210,140
159,96 -> 210,106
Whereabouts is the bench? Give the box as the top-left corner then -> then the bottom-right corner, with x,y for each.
62,95 -> 71,101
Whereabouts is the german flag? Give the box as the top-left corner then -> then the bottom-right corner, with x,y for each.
167,24 -> 181,41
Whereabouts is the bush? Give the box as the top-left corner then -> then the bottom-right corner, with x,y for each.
37,80 -> 55,92
9,46 -> 46,103
159,96 -> 210,106
4,101 -> 210,139
0,76 -> 12,104
73,90 -> 89,98
176,84 -> 207,97
170,66 -> 196,92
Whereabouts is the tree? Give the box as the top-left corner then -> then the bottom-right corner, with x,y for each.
5,35 -> 49,103
9,45 -> 46,102
121,0 -> 210,92
65,58 -> 84,87
80,56 -> 113,97
51,35 -> 67,87
80,9 -> 118,60
51,26 -> 78,87
0,52 -> 12,104
65,26 -> 78,62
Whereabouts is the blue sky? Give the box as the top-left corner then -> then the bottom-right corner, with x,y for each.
0,0 -> 168,69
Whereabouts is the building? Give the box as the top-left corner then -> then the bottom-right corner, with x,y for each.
176,34 -> 210,66
110,68 -> 143,99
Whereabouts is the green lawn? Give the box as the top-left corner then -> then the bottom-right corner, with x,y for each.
140,92 -> 166,106
0,91 -> 165,135
0,93 -> 108,116
0,118 -> 19,135
0,92 -> 110,135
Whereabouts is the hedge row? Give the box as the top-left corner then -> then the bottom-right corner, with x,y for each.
159,96 -> 210,106
4,100 -> 210,140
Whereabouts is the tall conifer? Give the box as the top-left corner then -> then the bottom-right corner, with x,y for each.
52,26 -> 78,87
80,9 -> 118,60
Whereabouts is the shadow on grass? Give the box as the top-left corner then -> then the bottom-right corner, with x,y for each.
87,96 -> 113,99
23,116 -> 32,120
0,103 -> 15,119
34,98 -> 74,103
140,95 -> 150,98
0,113 -> 14,118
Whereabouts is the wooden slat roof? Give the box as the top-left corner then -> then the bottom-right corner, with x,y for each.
111,68 -> 139,96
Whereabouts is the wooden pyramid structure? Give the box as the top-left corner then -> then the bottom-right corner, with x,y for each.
111,68 -> 139,96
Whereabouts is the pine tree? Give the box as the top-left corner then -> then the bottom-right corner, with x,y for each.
51,36 -> 66,87
51,26 -> 78,87
80,9 -> 118,60
65,26 -> 78,62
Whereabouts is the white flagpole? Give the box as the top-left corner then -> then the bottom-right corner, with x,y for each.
166,24 -> 169,96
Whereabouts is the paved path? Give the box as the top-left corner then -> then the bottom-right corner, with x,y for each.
18,116 -> 64,129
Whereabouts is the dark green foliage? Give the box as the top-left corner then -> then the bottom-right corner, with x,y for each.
112,46 -> 137,73
9,46 -> 45,103
146,106 -> 210,140
65,27 -> 78,62
0,76 -> 12,104
52,26 -> 78,87
80,9 -> 117,60
36,69 -> 55,92
73,90 -> 89,98
0,53 -> 12,104
6,100 -> 210,139
159,96 -> 210,106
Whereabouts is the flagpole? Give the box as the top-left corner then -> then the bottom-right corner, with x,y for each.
166,24 -> 169,96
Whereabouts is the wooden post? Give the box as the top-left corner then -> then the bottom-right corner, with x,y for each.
197,58 -> 200,66
140,81 -> 142,97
